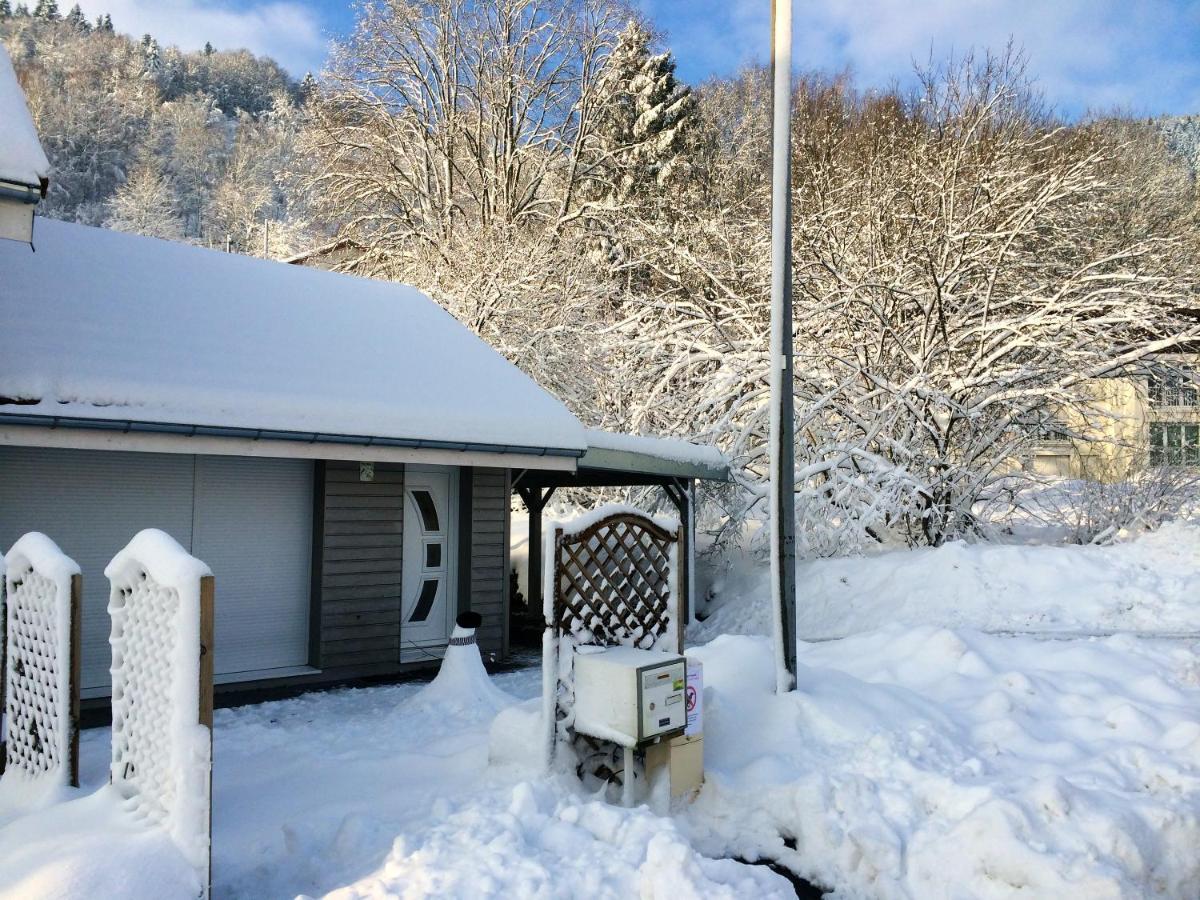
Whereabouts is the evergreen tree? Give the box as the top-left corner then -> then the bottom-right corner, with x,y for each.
143,37 -> 161,77
33,0 -> 57,19
64,2 -> 87,30
592,20 -> 696,202
15,2 -> 30,16
99,13 -> 112,31
203,41 -> 214,56
299,71 -> 317,99
0,1 -> 12,19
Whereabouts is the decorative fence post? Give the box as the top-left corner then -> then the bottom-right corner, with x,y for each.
106,529 -> 214,900
542,507 -> 682,769
0,533 -> 82,796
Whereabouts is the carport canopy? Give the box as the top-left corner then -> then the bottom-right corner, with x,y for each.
513,429 -> 731,621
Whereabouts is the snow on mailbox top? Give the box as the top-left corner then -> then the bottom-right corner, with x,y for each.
0,46 -> 50,189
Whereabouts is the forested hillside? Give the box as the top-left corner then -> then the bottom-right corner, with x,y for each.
1,3 -> 307,255
7,0 -> 1200,552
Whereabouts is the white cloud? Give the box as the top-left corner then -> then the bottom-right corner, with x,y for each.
649,0 -> 1200,117
73,0 -> 329,75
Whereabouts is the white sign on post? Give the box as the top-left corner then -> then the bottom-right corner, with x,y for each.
685,659 -> 703,736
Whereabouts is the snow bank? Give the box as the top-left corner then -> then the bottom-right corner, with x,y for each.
105,528 -> 211,877
318,781 -> 793,900
0,46 -> 50,187
0,787 -> 198,900
695,520 -> 1200,642
0,533 -> 80,816
584,428 -> 728,470
684,628 -> 1200,898
0,218 -> 585,454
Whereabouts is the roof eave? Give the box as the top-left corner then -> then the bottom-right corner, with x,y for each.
0,411 -> 586,460
576,444 -> 731,482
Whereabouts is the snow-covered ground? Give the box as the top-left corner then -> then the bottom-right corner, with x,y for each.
696,520 -> 1200,642
2,522 -> 1199,898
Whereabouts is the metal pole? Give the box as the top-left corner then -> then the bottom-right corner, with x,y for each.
769,0 -> 798,692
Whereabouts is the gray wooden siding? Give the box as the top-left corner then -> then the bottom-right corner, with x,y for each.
317,461 -> 404,670
470,467 -> 510,656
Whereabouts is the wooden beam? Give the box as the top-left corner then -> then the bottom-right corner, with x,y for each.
199,574 -> 215,900
68,573 -> 82,788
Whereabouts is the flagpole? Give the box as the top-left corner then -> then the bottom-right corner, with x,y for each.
769,0 -> 798,693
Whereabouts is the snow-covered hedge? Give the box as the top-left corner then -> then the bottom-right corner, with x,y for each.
1,533 -> 81,802
106,529 -> 212,890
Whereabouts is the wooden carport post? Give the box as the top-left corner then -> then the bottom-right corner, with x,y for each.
516,484 -> 555,616
663,478 -> 695,624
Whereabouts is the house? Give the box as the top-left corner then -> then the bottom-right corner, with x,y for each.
0,46 -> 49,244
1026,360 -> 1200,479
0,218 -> 728,702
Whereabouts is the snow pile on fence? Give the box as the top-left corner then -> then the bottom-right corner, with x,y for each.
105,529 -> 211,877
683,628 -> 1200,898
695,519 -> 1200,641
0,533 -> 79,813
318,780 -> 793,899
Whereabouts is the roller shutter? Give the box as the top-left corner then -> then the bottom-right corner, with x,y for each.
0,446 -> 312,695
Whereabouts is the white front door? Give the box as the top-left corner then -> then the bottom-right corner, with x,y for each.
401,466 -> 458,660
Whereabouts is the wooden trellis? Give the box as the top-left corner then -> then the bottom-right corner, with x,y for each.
544,509 -> 682,768
552,514 -> 681,652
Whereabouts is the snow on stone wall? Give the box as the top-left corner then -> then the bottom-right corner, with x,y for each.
105,529 -> 212,885
2,533 -> 80,792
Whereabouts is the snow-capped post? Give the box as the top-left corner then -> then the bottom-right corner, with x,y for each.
0,534 -> 82,791
106,529 -> 214,900
769,0 -> 799,692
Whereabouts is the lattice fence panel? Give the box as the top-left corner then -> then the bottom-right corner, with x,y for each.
543,509 -> 681,769
110,568 -> 184,827
107,529 -> 213,898
1,535 -> 80,790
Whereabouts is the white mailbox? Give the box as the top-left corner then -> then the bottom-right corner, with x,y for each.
573,646 -> 687,748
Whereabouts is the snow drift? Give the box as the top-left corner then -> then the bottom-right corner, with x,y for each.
695,520 -> 1200,642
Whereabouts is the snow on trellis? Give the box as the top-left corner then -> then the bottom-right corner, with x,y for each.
106,529 -> 213,896
0,533 -> 81,802
541,505 -> 681,769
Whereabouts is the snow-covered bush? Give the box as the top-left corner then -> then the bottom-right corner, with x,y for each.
0,533 -> 80,800
1029,469 -> 1200,545
105,529 -> 212,889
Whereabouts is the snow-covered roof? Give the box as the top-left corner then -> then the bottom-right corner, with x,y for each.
0,45 -> 49,189
581,428 -> 730,481
0,219 -> 587,455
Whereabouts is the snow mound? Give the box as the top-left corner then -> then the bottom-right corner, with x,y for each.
695,521 -> 1200,641
407,624 -> 516,716
319,781 -> 794,899
0,787 -> 198,900
684,629 -> 1200,899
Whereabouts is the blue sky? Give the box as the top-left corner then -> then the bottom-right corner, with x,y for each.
74,0 -> 1200,118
